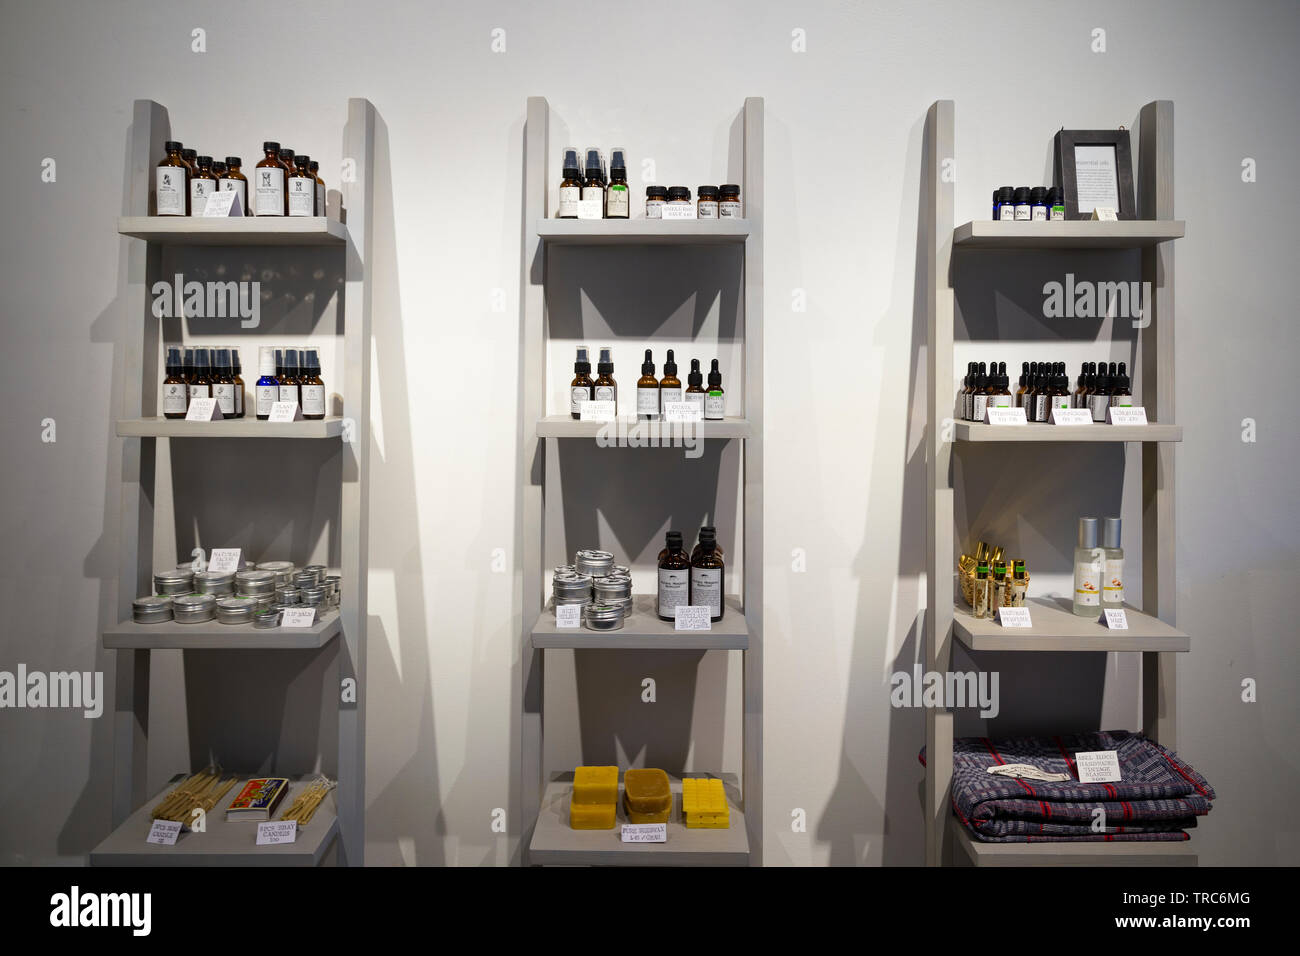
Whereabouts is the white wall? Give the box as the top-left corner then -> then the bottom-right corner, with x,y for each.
1,0 -> 1297,866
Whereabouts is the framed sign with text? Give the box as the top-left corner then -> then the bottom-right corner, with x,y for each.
1053,128 -> 1136,220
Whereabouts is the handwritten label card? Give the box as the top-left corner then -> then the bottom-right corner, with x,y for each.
577,199 -> 603,220
256,821 -> 298,846
208,548 -> 241,574
268,401 -> 303,422
1075,750 -> 1122,783
555,604 -> 581,629
201,188 -> 242,217
621,823 -> 667,843
1107,406 -> 1148,426
579,401 -> 616,422
1050,408 -> 1093,426
281,607 -> 316,628
997,606 -> 1033,628
661,204 -> 697,220
663,401 -> 703,423
674,606 -> 712,631
985,406 -> 1027,426
146,820 -> 182,846
1101,608 -> 1129,630
185,397 -> 222,421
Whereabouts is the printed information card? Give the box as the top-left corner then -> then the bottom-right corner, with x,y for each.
663,401 -> 703,423
281,607 -> 317,628
985,406 -> 1027,426
674,606 -> 712,631
146,820 -> 182,846
1107,406 -> 1148,426
621,823 -> 668,843
207,548 -> 242,574
256,821 -> 298,846
555,604 -> 581,629
997,606 -> 1033,628
579,401 -> 616,423
1075,749 -> 1122,783
1050,408 -> 1093,426
1101,608 -> 1129,629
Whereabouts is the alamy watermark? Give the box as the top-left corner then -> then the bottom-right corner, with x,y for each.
595,419 -> 702,459
151,273 -> 260,328
1,664 -> 103,718
50,886 -> 150,936
890,664 -> 1000,718
1043,273 -> 1150,328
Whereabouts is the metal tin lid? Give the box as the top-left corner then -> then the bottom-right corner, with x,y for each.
253,609 -> 281,628
194,570 -> 234,585
235,569 -> 275,585
552,572 -> 593,595
154,569 -> 192,583
612,565 -> 630,576
593,576 -> 631,597
258,561 -> 294,574
276,587 -> 301,604
303,564 -> 326,575
173,593 -> 216,610
575,549 -> 613,562
133,595 -> 172,612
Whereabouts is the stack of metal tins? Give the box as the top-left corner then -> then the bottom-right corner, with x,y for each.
215,597 -> 256,625
552,569 -> 593,620
324,575 -> 341,609
301,586 -> 327,608
234,569 -> 277,611
153,568 -> 193,596
574,549 -> 614,578
592,572 -> 632,614
193,570 -> 234,597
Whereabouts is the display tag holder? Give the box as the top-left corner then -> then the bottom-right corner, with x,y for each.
621,823 -> 667,843
997,606 -> 1033,628
985,406 -> 1027,426
555,605 -> 581,629
1107,406 -> 1148,425
576,199 -> 603,220
185,397 -> 222,421
281,607 -> 316,628
1101,608 -> 1129,629
146,820 -> 182,846
1050,408 -> 1092,426
674,606 -> 712,631
201,189 -> 243,217
268,401 -> 303,422
663,401 -> 703,423
579,401 -> 616,423
1090,207 -> 1119,221
662,205 -> 697,220
256,821 -> 298,845
208,548 -> 242,574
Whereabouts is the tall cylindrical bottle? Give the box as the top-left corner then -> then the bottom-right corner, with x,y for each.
1102,517 -> 1125,607
690,528 -> 725,622
657,531 -> 691,620
1072,517 -> 1103,617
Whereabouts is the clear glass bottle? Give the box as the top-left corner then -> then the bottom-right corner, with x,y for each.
569,345 -> 594,419
972,561 -> 991,619
1010,559 -> 1028,607
593,347 -> 617,409
221,156 -> 249,215
606,148 -> 630,219
1072,517 -> 1103,617
155,140 -> 189,216
690,529 -> 725,622
254,141 -> 287,216
657,531 -> 691,620
705,359 -> 724,420
558,146 -> 582,218
162,346 -> 188,419
255,346 -> 279,420
991,560 -> 1006,615
1102,517 -> 1125,607
636,350 -> 659,421
190,155 -> 218,216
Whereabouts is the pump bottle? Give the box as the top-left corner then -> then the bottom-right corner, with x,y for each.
570,346 -> 594,419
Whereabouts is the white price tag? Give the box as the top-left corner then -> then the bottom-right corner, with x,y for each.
1090,206 -> 1119,222
661,204 -> 697,220
268,401 -> 303,422
281,607 -> 316,628
200,188 -> 242,217
997,606 -> 1033,628
985,406 -> 1027,426
1106,406 -> 1148,426
621,823 -> 667,843
1050,408 -> 1093,426
185,397 -> 222,421
146,820 -> 182,845
579,401 -> 616,422
256,821 -> 298,845
663,401 -> 703,423
207,548 -> 242,574
674,606 -> 712,631
1075,749 -> 1122,783
576,199 -> 603,220
555,604 -> 581,629
1101,608 -> 1129,629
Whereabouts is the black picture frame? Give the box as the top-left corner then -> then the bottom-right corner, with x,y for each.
1053,128 -> 1136,220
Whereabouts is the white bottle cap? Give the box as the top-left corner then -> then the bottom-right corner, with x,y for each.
259,346 -> 275,376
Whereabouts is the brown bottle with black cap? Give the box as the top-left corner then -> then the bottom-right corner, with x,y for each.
254,141 -> 288,216
220,156 -> 249,215
690,528 -> 725,622
636,350 -> 659,421
288,154 -> 315,217
657,531 -> 691,620
155,141 -> 190,216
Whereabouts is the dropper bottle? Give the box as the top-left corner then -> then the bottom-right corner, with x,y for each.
991,362 -> 1012,408
637,350 -> 659,421
606,147 -> 630,219
971,363 -> 989,422
660,349 -> 682,408
705,359 -> 725,420
1110,362 -> 1132,408
684,359 -> 706,416
162,346 -> 187,419
1015,361 -> 1029,408
558,146 -> 582,219
593,346 -> 617,409
1088,361 -> 1111,421
569,345 -> 594,418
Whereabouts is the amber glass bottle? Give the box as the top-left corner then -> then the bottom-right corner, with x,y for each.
684,358 -> 706,417
300,348 -> 326,419
254,141 -> 288,216
278,348 -> 302,406
569,346 -> 594,419
593,347 -> 617,409
659,349 -> 682,408
657,531 -> 691,620
181,148 -> 199,176
636,349 -> 659,421
690,529 -> 725,622
189,347 -> 213,402
288,154 -> 315,217
220,156 -> 249,215
162,346 -> 188,419
190,155 -> 219,216
156,140 -> 190,216
309,160 -> 326,216
231,347 -> 246,418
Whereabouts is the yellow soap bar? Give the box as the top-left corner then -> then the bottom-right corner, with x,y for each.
623,768 -> 672,815
572,766 -> 618,806
681,777 -> 729,829
569,801 -> 616,830
623,793 -> 671,824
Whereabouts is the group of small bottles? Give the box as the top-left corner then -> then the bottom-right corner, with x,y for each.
992,186 -> 1065,221
1072,516 -> 1125,617
162,345 -> 325,420
556,146 -> 741,220
156,140 -> 326,217
570,347 -> 725,420
657,527 -> 725,621
960,360 -> 1133,422
971,557 -> 1029,620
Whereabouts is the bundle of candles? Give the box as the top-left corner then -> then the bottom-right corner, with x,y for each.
280,775 -> 335,825
151,768 -> 238,824
959,540 -> 1030,619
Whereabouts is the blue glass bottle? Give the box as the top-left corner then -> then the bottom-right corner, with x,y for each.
254,345 -> 279,420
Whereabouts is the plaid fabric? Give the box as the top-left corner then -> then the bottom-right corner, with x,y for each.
920,730 -> 1216,843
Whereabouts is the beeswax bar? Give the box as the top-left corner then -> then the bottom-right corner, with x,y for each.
681,777 -> 729,829
623,793 -> 671,824
569,801 -> 616,829
572,766 -> 618,805
623,768 -> 672,815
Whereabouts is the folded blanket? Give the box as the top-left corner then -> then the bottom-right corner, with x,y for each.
920,730 -> 1215,843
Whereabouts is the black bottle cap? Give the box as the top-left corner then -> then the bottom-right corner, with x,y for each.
1029,186 -> 1047,202
646,185 -> 668,198
279,149 -> 295,162
598,360 -> 613,374
295,154 -> 310,166
978,361 -> 986,374
668,186 -> 691,201
998,361 -> 1006,376
707,359 -> 721,388
165,346 -> 182,372
263,141 -> 280,151
642,349 -> 655,376
610,166 -> 627,178
664,349 -> 677,376
232,348 -> 242,373
688,359 -> 702,387
1109,361 -> 1118,376
666,531 -> 683,549
283,348 -> 299,372
719,184 -> 740,197
212,161 -> 227,174
197,155 -> 212,167
698,186 -> 719,198
998,186 -> 1015,201
164,140 -> 183,152
1046,186 -> 1062,205
1013,187 -> 1030,202
309,161 -> 320,173
225,156 -> 242,167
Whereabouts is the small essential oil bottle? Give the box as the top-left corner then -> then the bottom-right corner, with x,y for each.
211,160 -> 227,179
570,346 -> 594,419
645,186 -> 667,219
971,364 -> 989,422
182,347 -> 195,385
1029,186 -> 1048,221
221,156 -> 249,215
300,348 -> 326,419
1010,559 -> 1028,607
231,346 -> 246,418
996,186 -> 1015,221
606,148 -> 630,219
254,141 -> 288,216
1073,363 -> 1088,408
990,362 -> 1013,408
697,186 -> 719,219
190,156 -> 219,216
637,350 -> 659,421
211,347 -> 237,417
593,347 -> 617,408
991,560 -> 1007,615
255,346 -> 279,420
189,347 -> 213,402
279,147 -> 296,174
1012,187 -> 1032,221
960,361 -> 976,419
690,528 -> 725,622
288,154 -> 316,217
685,359 -> 706,415
279,348 -> 302,407
1047,186 -> 1066,221
718,184 -> 741,217
1052,363 -> 1072,417
558,146 -> 583,218
659,349 -> 682,409
667,186 -> 691,209
705,359 -> 724,420
991,189 -> 1000,220
162,346 -> 188,419
1015,361 -> 1029,408
1110,362 -> 1132,407
309,160 -> 326,216
1088,362 -> 1112,422
581,147 -> 606,212
656,530 -> 691,620
156,140 -> 190,216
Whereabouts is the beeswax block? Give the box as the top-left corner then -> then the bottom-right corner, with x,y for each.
681,777 -> 729,829
572,765 -> 618,806
623,793 -> 671,824
623,768 -> 672,815
569,800 -> 616,830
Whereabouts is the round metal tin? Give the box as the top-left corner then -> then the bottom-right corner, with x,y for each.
215,598 -> 256,625
133,595 -> 173,624
172,593 -> 216,624
193,571 -> 234,595
582,603 -> 625,631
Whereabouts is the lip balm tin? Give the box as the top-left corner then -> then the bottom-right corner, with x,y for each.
593,574 -> 633,611
303,564 -> 327,583
133,595 -> 174,624
259,561 -> 295,587
575,549 -> 614,578
553,571 -> 594,612
253,608 -> 281,629
194,570 -> 235,596
153,569 -> 193,595
234,569 -> 276,597
276,586 -> 302,605
215,597 -> 256,625
173,593 -> 216,624
301,586 -> 327,607
583,603 -> 626,631
325,575 -> 341,608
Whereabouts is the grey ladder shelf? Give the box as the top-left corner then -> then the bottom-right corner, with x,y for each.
92,98 -> 375,866
519,96 -> 764,865
922,99 -> 1190,866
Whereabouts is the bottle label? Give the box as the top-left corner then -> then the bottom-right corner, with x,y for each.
1074,557 -> 1102,607
1050,207 -> 1066,221
163,383 -> 187,414
990,394 -> 1013,409
558,186 -> 580,217
279,384 -> 299,404
606,186 -> 629,217
645,199 -> 664,219
1055,396 -> 1070,411
660,386 -> 683,407
156,167 -> 186,215
719,200 -> 741,218
698,201 -> 719,219
962,391 -> 972,421
256,384 -> 278,417
570,386 -> 590,415
190,180 -> 215,215
1031,206 -> 1048,221
637,387 -> 659,417
1110,394 -> 1131,407
288,175 -> 315,216
690,567 -> 722,616
1034,394 -> 1048,423
1089,393 -> 1109,422
188,383 -> 211,401
685,392 -> 705,413
581,185 -> 604,206
233,382 -> 243,416
213,383 -> 235,416
1014,204 -> 1032,221
972,394 -> 988,422
705,392 -> 724,419
301,384 -> 325,416
219,178 -> 247,214
1104,558 -> 1125,604
594,385 -> 615,403
254,166 -> 285,216
315,182 -> 325,216
657,568 -> 689,616
998,205 -> 1015,221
